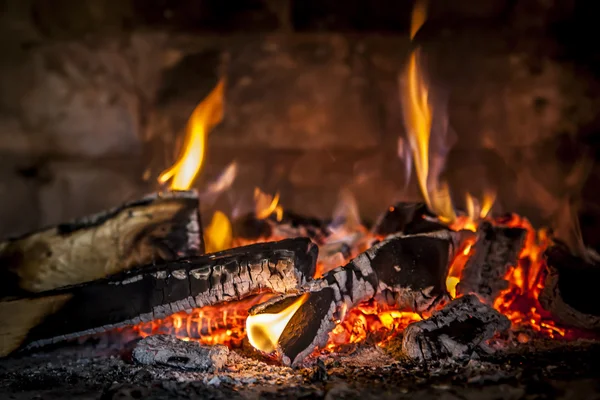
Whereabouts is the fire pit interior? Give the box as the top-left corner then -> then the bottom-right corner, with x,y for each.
2,1 -> 600,399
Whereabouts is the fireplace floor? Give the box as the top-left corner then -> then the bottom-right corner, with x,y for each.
1,338 -> 599,400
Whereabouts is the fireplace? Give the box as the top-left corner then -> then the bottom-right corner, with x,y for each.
1,0 -> 600,399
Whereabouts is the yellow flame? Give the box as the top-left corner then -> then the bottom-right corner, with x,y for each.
254,187 -> 283,221
158,79 -> 225,190
446,276 -> 460,299
466,193 -> 476,220
480,189 -> 496,219
402,1 -> 456,223
246,294 -> 309,353
204,211 -> 232,253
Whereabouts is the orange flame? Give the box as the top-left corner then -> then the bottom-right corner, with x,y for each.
158,79 -> 225,190
401,1 -> 455,223
254,187 -> 283,221
204,210 -> 233,253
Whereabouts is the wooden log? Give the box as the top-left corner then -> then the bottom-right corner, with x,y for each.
132,335 -> 229,371
232,211 -> 330,244
0,191 -> 203,296
0,237 -> 317,357
248,230 -> 474,366
456,222 -> 526,303
539,243 -> 600,330
371,202 -> 447,236
401,294 -> 510,362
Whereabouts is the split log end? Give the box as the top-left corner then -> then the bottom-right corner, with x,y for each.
540,244 -> 600,330
0,190 -> 203,295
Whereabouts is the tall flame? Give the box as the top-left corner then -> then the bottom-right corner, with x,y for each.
401,0 -> 456,222
246,294 -> 309,353
158,79 -> 225,190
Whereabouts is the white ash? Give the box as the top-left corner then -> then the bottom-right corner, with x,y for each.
132,335 -> 229,371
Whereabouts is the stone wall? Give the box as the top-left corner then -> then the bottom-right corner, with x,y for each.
1,0 -> 599,243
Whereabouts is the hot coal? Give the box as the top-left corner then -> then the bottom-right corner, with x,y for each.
132,335 -> 229,371
457,222 -> 527,303
401,294 -> 510,362
540,243 -> 600,330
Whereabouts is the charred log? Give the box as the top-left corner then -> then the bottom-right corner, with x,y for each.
401,294 -> 510,362
371,202 -> 447,236
132,335 -> 229,371
231,213 -> 273,240
540,244 -> 600,330
0,191 -> 203,296
456,222 -> 526,303
233,211 -> 330,244
0,238 -> 317,357
249,230 -> 473,366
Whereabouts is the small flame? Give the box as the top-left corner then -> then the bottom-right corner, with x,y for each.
410,0 -> 428,40
158,79 -> 225,190
254,187 -> 283,221
480,189 -> 496,218
401,1 -> 455,222
246,294 -> 309,353
445,276 -> 460,299
204,211 -> 233,253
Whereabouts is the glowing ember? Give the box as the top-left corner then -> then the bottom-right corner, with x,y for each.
246,294 -> 309,353
326,300 -> 421,351
126,294 -> 273,348
491,216 -> 567,338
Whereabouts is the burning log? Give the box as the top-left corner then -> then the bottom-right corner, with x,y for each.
372,202 -> 447,236
0,191 -> 203,296
0,238 -> 317,357
539,244 -> 600,331
401,294 -> 510,362
232,211 -> 330,244
247,230 -> 473,366
456,222 -> 527,303
132,335 -> 229,371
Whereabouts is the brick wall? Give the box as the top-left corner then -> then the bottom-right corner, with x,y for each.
1,0 -> 598,243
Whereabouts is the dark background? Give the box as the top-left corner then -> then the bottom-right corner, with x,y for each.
1,0 -> 599,251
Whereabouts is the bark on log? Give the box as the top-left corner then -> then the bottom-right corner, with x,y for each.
249,230 -> 474,366
539,244 -> 600,330
0,238 -> 317,358
0,190 -> 203,296
401,294 -> 510,362
456,222 -> 526,303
